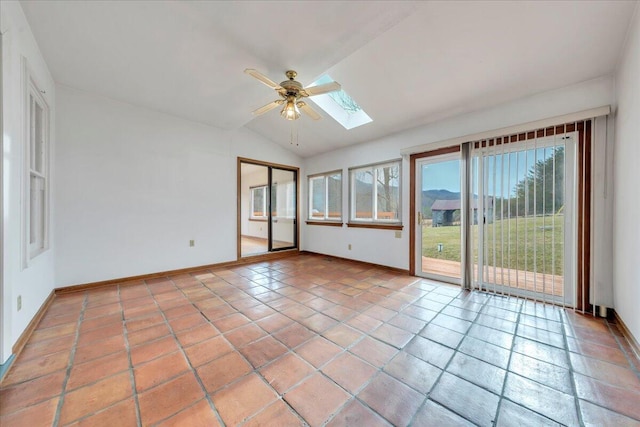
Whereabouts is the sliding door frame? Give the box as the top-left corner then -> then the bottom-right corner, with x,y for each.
472,131 -> 577,306
408,120 -> 593,311
414,151 -> 464,285
237,157 -> 300,261
409,146 -> 460,276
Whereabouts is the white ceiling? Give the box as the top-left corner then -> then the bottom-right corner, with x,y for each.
20,0 -> 637,157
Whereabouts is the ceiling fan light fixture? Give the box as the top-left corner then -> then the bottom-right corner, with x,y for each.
281,97 -> 300,120
246,69 -> 339,122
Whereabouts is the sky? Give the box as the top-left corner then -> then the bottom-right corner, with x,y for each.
421,145 -> 564,197
421,159 -> 460,193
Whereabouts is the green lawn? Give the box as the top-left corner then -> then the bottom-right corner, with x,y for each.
422,215 -> 564,276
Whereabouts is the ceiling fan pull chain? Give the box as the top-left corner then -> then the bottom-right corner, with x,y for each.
289,121 -> 299,146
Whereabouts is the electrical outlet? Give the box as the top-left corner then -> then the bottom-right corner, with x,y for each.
189,240 -> 195,247
17,295 -> 22,311
395,231 -> 402,238
348,244 -> 352,250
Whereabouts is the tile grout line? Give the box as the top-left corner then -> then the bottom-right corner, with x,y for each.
120,284 -> 144,427
604,318 -> 640,380
168,269 -> 307,418
492,294 -> 525,426
320,282 -> 447,426
559,309 -> 586,426
316,276 -> 438,424
214,264 -> 420,425
409,293 -> 579,425
406,289 -> 494,427
146,277 -> 227,427
52,293 -> 88,427
577,317 -> 640,423
207,264 -> 359,426
493,301 -> 577,425
281,281 -> 456,426
180,263 -> 625,425
207,266 -> 363,426
132,274 -> 437,407
11,256 -> 640,426
295,281 -> 501,425
147,265 -> 573,426
74,262 -> 633,425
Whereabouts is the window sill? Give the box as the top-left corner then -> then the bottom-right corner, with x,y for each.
347,223 -> 403,230
249,218 -> 268,222
306,221 -> 343,227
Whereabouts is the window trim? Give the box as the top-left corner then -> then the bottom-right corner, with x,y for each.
306,221 -> 344,227
348,159 -> 402,227
22,57 -> 50,266
307,169 -> 343,224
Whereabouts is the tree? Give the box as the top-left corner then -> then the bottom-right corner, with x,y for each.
511,147 -> 564,216
376,165 -> 399,216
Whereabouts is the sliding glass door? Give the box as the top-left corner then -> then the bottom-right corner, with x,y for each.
416,153 -> 462,284
414,128 -> 578,305
472,132 -> 576,305
239,160 -> 298,258
270,168 -> 297,251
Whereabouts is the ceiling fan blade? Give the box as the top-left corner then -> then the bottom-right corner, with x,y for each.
244,69 -> 282,90
301,81 -> 342,97
252,100 -> 283,116
298,101 -> 321,120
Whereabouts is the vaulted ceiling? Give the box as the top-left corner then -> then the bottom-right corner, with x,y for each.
20,1 -> 637,157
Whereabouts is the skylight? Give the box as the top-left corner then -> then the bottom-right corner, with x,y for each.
310,75 -> 372,130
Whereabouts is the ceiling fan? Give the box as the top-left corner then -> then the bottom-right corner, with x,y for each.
245,69 -> 341,121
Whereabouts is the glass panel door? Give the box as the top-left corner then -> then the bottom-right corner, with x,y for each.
472,132 -> 576,305
270,168 -> 297,251
239,161 -> 298,257
416,154 -> 462,283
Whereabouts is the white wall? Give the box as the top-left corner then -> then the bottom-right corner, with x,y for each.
55,85 -> 301,287
1,1 -> 57,364
303,76 -> 615,271
613,6 -> 640,343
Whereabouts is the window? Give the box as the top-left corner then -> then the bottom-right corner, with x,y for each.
250,186 -> 267,219
349,160 -> 401,225
308,75 -> 372,130
250,180 -> 293,220
25,70 -> 50,260
308,171 -> 342,222
273,177 -> 295,219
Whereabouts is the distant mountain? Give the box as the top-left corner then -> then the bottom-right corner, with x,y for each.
424,189 -> 460,200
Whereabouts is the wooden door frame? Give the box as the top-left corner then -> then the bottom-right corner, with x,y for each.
237,157 -> 300,261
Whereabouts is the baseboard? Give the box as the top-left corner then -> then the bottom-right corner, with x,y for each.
300,250 -> 411,275
1,290 -> 56,385
55,249 -> 300,295
614,310 -> 640,361
11,290 -> 56,355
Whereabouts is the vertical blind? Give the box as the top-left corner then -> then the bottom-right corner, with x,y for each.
467,120 -> 593,312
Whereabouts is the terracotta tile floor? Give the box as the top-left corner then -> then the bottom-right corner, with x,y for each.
1,254 -> 640,426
